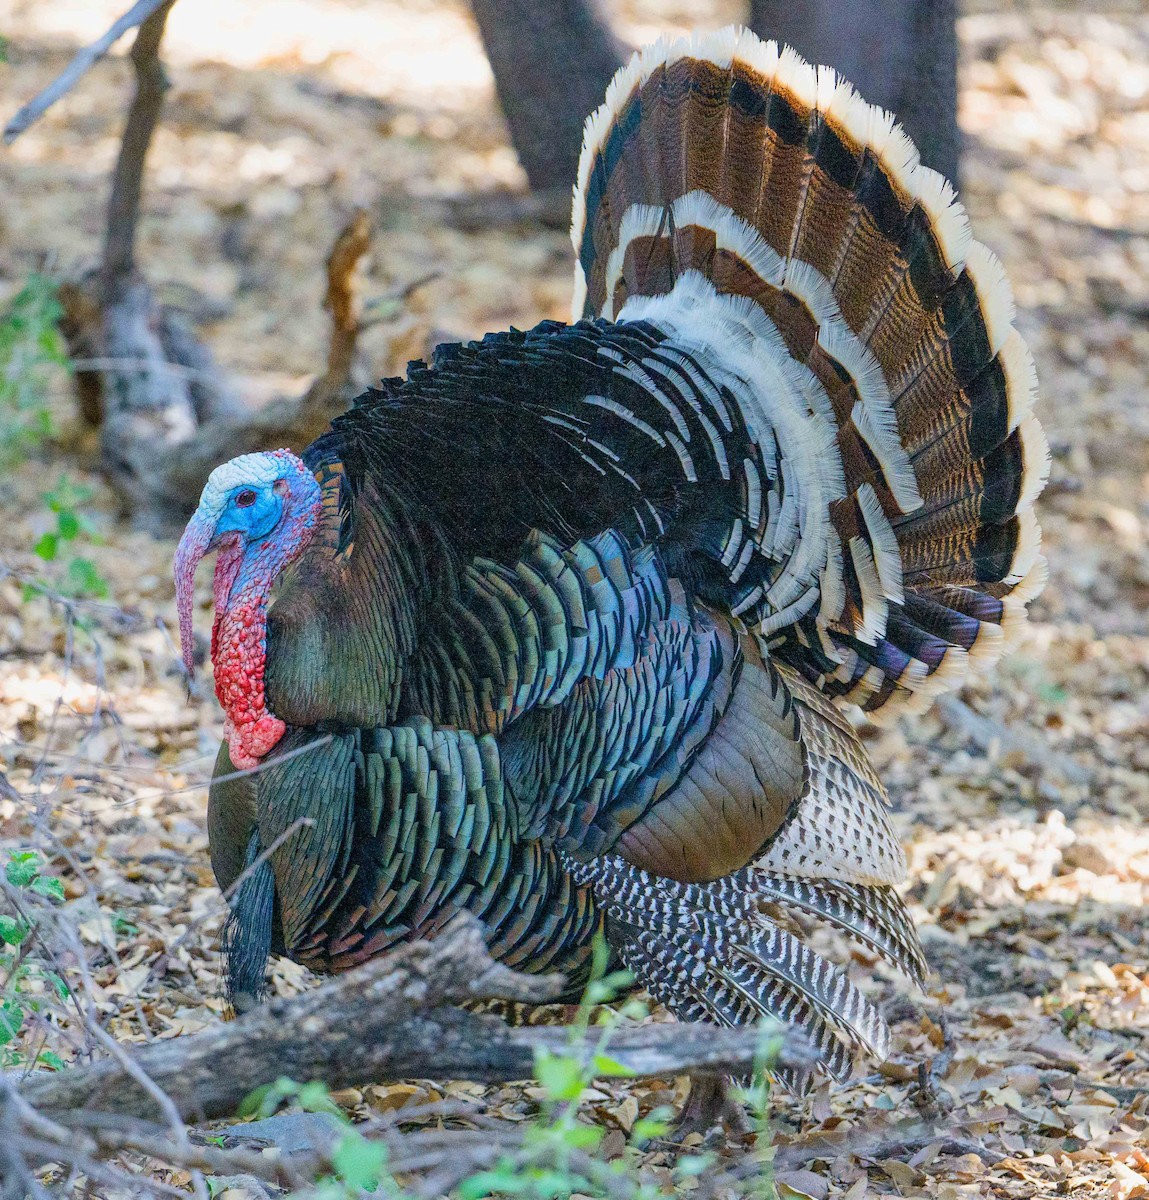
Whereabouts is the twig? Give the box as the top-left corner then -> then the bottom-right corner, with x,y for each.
3,0 -> 178,145
68,357 -> 232,387
934,695 -> 1090,785
299,209 -> 374,414
102,0 -> 180,300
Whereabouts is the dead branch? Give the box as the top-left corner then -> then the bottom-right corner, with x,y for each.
297,207 -> 374,419
15,913 -> 812,1126
102,0 -> 179,298
58,206 -> 377,528
935,695 -> 1090,785
2,0 -> 179,145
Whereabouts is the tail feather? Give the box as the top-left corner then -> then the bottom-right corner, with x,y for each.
733,918 -> 890,1061
753,873 -> 928,985
612,918 -> 856,1082
570,853 -> 903,1084
571,27 -> 1047,718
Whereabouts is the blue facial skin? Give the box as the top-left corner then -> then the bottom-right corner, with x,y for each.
213,486 -> 284,544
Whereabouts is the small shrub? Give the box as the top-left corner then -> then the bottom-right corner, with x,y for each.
0,274 -> 67,467
1,849 -> 70,1071
27,476 -> 109,600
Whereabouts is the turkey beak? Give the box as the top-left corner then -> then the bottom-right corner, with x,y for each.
173,510 -> 217,680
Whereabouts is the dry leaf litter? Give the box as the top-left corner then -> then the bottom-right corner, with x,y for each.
0,0 -> 1147,1196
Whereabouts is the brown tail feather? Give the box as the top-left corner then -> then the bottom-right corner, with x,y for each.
571,27 -> 1047,717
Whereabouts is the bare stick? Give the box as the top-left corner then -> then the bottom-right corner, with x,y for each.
2,0 -> 177,145
16,913 -> 813,1124
935,695 -> 1089,785
101,0 -> 179,300
298,208 -> 374,417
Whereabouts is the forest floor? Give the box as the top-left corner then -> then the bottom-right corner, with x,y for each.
1,0 -> 1148,1197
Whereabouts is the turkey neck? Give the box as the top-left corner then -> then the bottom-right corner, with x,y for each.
263,476 -> 442,729
210,536 -> 286,767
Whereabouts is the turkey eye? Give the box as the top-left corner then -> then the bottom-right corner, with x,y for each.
236,489 -> 257,508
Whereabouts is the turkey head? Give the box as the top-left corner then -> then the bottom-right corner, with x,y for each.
174,449 -> 322,770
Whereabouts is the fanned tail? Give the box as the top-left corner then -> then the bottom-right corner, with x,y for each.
571,27 -> 1048,718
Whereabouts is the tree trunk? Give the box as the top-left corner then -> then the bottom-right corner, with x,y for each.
749,0 -> 960,184
470,0 -> 626,200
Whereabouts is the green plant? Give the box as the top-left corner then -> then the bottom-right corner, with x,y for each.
727,1026 -> 786,1200
232,945 -> 785,1200
456,939 -> 677,1200
0,275 -> 109,601
1,850 -> 70,1071
28,476 -> 109,599
0,274 -> 67,467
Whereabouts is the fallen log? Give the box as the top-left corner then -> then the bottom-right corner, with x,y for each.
16,913 -> 813,1126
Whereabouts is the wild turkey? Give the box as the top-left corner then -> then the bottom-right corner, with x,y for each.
175,28 -> 1048,1091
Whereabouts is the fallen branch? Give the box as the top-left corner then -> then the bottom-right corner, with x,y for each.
935,695 -> 1090,785
16,913 -> 812,1125
2,0 -> 179,145
102,0 -> 180,298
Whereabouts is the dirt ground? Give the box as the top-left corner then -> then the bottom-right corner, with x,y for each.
1,1 -> 1148,1196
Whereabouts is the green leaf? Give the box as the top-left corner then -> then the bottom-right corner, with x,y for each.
533,1168 -> 587,1199
632,1115 -> 669,1141
298,1079 -> 347,1120
65,557 -> 108,598
584,981 -> 610,1005
331,1133 -> 387,1192
0,999 -> 26,1044
558,1122 -> 602,1150
37,1049 -> 65,1070
533,1048 -> 585,1103
676,1154 -> 714,1179
0,915 -> 30,946
33,532 -> 57,562
590,1052 -> 632,1078
5,852 -> 40,888
30,876 -> 65,902
252,1076 -> 302,1119
236,1082 -> 276,1119
56,510 -> 79,541
113,914 -> 139,938
458,1167 -> 530,1200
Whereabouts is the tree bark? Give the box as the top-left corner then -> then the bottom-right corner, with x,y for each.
470,0 -> 626,200
16,914 -> 813,1126
749,0 -> 960,183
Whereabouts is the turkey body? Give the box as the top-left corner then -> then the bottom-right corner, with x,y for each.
195,28 -> 1048,1081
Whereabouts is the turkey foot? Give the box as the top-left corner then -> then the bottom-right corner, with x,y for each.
671,1074 -> 753,1143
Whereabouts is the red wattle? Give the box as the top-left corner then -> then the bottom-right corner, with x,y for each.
212,534 -> 245,613
212,591 -> 286,769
